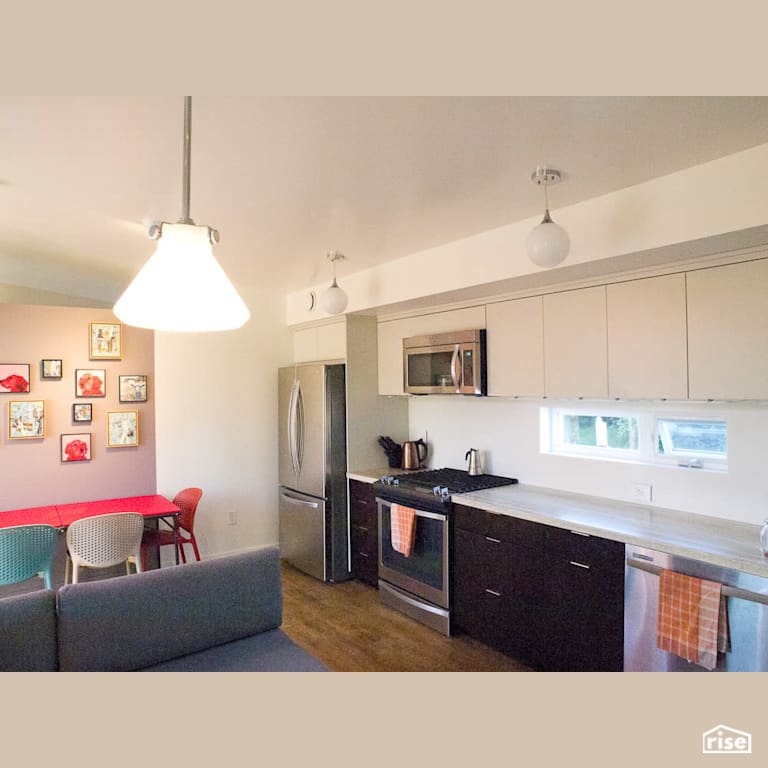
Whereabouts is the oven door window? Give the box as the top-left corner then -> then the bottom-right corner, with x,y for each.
379,504 -> 446,591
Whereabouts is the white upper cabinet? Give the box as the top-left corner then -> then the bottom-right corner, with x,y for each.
687,259 -> 768,400
607,273 -> 688,400
486,296 -> 544,397
377,305 -> 486,395
543,286 -> 608,398
293,320 -> 347,363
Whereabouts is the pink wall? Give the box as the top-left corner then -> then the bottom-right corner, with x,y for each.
0,304 -> 156,509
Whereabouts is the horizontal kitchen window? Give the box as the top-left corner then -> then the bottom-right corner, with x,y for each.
656,418 -> 728,468
541,408 -> 728,471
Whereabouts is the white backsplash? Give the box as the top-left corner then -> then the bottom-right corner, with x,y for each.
408,396 -> 768,526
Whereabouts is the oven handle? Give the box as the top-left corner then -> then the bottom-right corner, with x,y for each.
379,581 -> 450,618
376,498 -> 447,521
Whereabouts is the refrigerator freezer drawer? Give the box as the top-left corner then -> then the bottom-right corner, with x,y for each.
279,487 -> 326,581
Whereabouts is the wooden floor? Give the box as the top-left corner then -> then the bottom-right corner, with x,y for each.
280,562 -> 530,672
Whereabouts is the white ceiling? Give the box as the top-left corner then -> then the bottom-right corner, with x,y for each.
2,96 -> 768,303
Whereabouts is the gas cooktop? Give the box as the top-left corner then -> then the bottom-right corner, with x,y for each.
374,467 -> 518,512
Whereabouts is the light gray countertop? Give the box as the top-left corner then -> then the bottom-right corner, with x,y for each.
347,468 -> 768,578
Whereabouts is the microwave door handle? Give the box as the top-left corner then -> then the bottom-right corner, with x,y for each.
451,345 -> 460,389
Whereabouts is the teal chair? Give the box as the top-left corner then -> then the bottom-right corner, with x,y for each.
0,524 -> 59,589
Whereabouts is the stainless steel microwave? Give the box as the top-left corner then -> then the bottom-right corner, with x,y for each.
402,329 -> 486,395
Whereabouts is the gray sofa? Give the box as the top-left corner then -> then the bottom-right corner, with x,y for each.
0,546 -> 326,672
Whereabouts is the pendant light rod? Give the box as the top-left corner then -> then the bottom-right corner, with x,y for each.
179,95 -> 194,225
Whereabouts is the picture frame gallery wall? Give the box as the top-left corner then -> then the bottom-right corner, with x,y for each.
0,303 -> 156,509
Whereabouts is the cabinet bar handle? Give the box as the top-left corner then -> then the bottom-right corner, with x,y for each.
569,560 -> 591,569
485,589 -> 501,597
359,552 -> 369,558
570,530 -> 590,537
485,536 -> 501,543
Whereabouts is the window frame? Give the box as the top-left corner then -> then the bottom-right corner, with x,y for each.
541,406 -> 728,472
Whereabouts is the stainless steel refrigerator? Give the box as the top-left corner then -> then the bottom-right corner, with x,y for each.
278,363 -> 349,582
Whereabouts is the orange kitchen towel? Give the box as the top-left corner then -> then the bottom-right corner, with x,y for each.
657,569 -> 702,664
390,504 -> 417,557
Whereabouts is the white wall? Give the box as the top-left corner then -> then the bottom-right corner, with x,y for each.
287,142 -> 768,324
154,284 -> 292,561
408,396 -> 768,526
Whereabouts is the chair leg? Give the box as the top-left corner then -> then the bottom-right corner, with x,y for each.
71,561 -> 79,584
190,535 -> 201,561
180,542 -> 187,564
64,556 -> 71,585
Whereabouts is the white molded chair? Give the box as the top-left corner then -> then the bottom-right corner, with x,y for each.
65,512 -> 144,584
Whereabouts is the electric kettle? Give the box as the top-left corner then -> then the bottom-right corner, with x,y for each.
465,448 -> 482,476
402,439 -> 428,469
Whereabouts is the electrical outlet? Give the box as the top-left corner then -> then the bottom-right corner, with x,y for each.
631,483 -> 652,503
226,508 -> 237,526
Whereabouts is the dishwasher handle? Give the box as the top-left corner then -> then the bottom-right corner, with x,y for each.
626,556 -> 768,607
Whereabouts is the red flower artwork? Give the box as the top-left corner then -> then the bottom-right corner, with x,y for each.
0,374 -> 30,393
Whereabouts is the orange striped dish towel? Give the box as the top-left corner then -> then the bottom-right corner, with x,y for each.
390,504 -> 417,557
656,569 -> 701,664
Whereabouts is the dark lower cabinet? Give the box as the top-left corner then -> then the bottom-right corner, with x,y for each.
349,479 -> 379,587
452,503 -> 624,671
452,507 -> 546,669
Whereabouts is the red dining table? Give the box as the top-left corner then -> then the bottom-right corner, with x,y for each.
0,494 -> 182,564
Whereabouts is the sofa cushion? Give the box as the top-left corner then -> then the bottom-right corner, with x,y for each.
139,628 -> 327,671
57,547 -> 284,671
0,589 -> 58,672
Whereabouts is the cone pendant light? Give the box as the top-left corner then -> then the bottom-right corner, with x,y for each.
114,97 -> 250,332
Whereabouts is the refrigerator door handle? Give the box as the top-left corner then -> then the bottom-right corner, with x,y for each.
296,380 -> 305,475
280,489 -> 321,509
287,379 -> 298,476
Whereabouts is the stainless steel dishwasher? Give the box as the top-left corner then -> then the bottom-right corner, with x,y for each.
624,544 -> 768,671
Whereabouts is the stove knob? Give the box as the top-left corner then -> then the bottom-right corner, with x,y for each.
440,487 -> 450,499
432,485 -> 442,496
393,478 -> 399,485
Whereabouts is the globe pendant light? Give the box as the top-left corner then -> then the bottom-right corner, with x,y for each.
113,97 -> 250,332
526,167 -> 570,268
320,251 -> 348,315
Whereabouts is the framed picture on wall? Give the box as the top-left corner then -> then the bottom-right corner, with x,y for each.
8,399 -> 46,439
41,359 -> 63,379
0,363 -> 31,393
89,322 -> 122,360
119,374 -> 148,403
107,410 -> 138,447
60,433 -> 92,462
72,403 -> 93,423
75,369 -> 106,397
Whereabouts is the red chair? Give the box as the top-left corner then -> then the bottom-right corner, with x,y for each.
141,487 -> 203,569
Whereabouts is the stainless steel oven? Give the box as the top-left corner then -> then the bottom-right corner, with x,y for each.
403,329 -> 486,395
376,497 -> 450,636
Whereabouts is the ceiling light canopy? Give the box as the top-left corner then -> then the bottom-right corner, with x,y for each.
113,97 -> 250,332
526,167 -> 570,269
320,251 -> 348,315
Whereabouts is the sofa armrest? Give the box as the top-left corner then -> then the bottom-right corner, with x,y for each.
57,546 -> 283,671
0,589 -> 58,671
